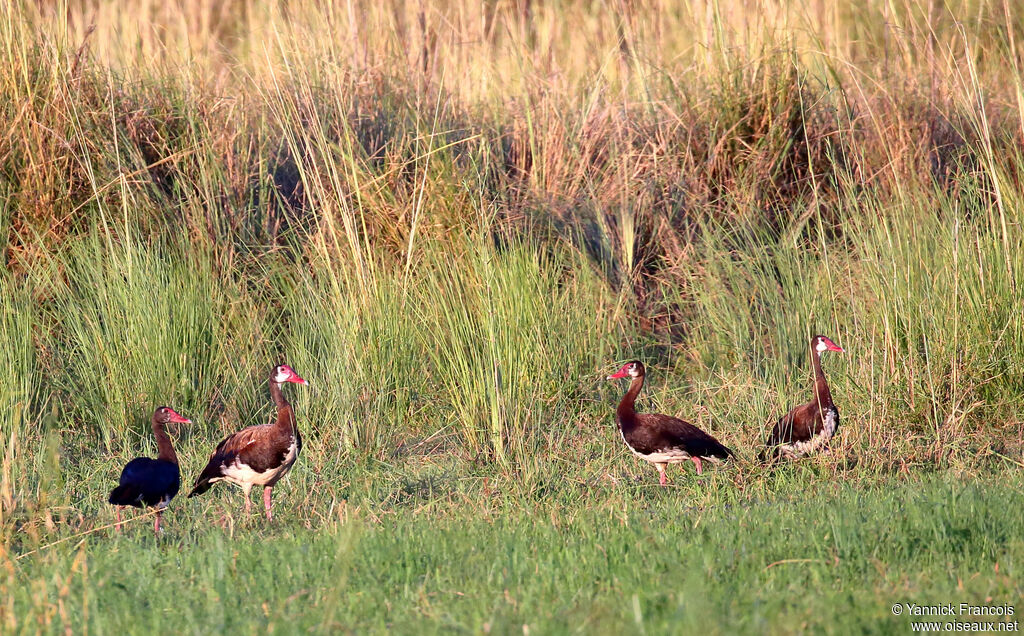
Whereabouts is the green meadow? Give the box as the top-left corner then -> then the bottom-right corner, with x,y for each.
2,0 -> 1022,633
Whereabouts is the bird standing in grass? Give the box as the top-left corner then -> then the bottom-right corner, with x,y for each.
760,335 -> 844,461
188,364 -> 308,521
108,406 -> 192,534
608,361 -> 733,486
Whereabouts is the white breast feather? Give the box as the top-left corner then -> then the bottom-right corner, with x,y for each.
216,438 -> 298,487
780,408 -> 837,458
620,429 -> 693,464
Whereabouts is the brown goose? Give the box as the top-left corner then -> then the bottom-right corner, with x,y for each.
608,361 -> 733,486
760,335 -> 844,461
188,364 -> 308,520
108,406 -> 192,534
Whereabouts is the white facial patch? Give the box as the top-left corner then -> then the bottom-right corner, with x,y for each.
815,340 -> 828,353
273,367 -> 290,383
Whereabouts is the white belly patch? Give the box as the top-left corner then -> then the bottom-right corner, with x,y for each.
780,408 -> 837,458
217,440 -> 298,487
621,429 -> 692,464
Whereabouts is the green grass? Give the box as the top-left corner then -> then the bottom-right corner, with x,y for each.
7,469 -> 1023,634
2,0 -> 1024,633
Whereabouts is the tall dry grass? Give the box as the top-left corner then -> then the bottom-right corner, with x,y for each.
0,0 -> 1022,550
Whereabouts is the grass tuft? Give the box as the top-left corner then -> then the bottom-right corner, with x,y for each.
1,0 -> 1022,631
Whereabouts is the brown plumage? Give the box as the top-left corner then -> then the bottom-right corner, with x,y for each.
760,335 -> 844,461
188,364 -> 308,520
608,361 -> 733,486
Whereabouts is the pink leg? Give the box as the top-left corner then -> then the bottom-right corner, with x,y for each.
657,464 -> 667,486
691,456 -> 703,475
116,506 -> 123,532
154,510 -> 162,535
263,487 -> 273,521
244,494 -> 251,516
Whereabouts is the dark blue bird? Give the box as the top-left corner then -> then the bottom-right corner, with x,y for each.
108,406 -> 191,534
